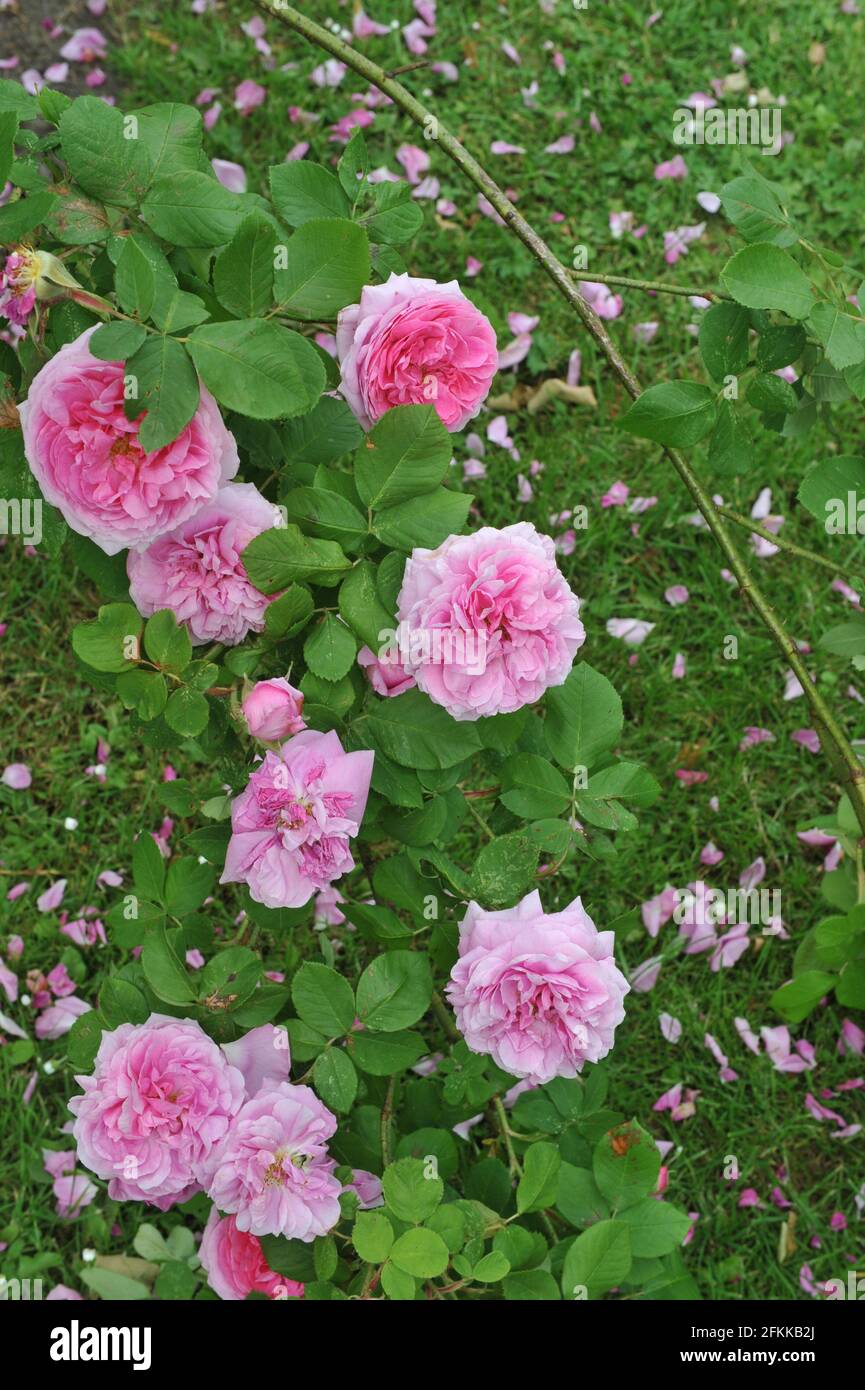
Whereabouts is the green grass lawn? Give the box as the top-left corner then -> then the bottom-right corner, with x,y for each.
2,0 -> 865,1300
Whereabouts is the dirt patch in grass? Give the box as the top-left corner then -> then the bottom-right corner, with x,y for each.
0,0 -> 123,103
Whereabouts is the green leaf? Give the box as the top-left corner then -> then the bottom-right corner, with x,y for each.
338,128 -> 369,199
115,236 -> 156,319
500,754 -> 571,818
355,404 -> 452,509
719,176 -> 798,247
164,686 -> 210,737
720,244 -> 814,320
771,970 -> 837,1023
699,302 -> 750,380
164,857 -> 214,917
382,1157 -> 443,1223
313,1047 -> 358,1113
142,927 -> 195,1004
545,663 -> 623,772
620,381 -> 717,448
200,946 -> 261,1010
390,1227 -> 449,1278
275,218 -> 371,319
291,961 -> 356,1036
504,1269 -> 562,1300
213,214 -> 276,319
620,1199 -> 694,1257
269,161 -> 351,226
350,1028 -> 425,1076
356,951 -> 432,1031
746,372 -> 798,414
576,761 -> 660,829
80,1268 -> 151,1301
799,456 -> 865,529
836,961 -> 865,1008
43,188 -> 114,245
372,487 -> 472,551
66,1010 -> 104,1071
807,303 -> 865,371
817,619 -> 865,657
282,486 -> 367,549
281,396 -> 364,466
0,190 -> 59,240
380,797 -> 448,847
756,323 -> 806,372
187,320 -> 324,420
352,1210 -> 394,1263
136,102 -> 203,184
556,1163 -> 611,1228
140,170 -> 242,247
0,110 -> 18,189
155,1260 -> 198,1300
262,584 -> 315,642
59,97 -> 150,207
72,602 -> 142,674
561,1220 -> 632,1299
469,833 -> 540,910
380,1262 -> 416,1300
338,561 -> 396,650
126,335 -> 200,452
0,79 -> 40,120
593,1122 -> 661,1209
707,400 -> 753,474
99,977 -> 149,1027
259,1235 -> 316,1282
243,524 -> 350,590
89,321 -> 148,362
355,689 -> 482,770
144,609 -> 193,672
516,1141 -> 562,1214
133,831 -> 166,903
304,614 -> 357,681
116,669 -> 167,721
363,183 -> 424,244
472,1250 -> 511,1283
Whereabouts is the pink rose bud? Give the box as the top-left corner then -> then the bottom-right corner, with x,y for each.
242,678 -> 307,741
356,645 -> 416,698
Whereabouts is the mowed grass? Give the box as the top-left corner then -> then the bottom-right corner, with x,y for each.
2,0 -> 865,1298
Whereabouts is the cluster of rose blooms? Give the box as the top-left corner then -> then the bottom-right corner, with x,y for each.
19,268 -> 588,914
21,266 -> 633,1289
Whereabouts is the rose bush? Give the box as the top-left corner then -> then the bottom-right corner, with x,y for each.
14,64 -> 862,1304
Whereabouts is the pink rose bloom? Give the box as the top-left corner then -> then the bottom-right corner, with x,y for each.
69,1014 -> 246,1210
199,1207 -> 302,1301
336,272 -> 497,430
396,522 -> 585,720
345,1168 -> 384,1209
220,729 -> 374,909
445,890 -> 630,1083
0,251 -> 37,326
357,644 -> 416,698
242,677 -> 306,741
20,327 -> 238,556
127,483 -> 280,645
206,1081 -> 342,1240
